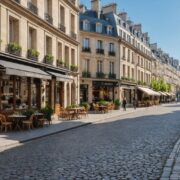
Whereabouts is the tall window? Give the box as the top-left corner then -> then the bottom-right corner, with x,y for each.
141,58 -> 144,67
9,16 -> 19,43
127,66 -> 130,78
109,62 -> 114,74
84,59 -> 90,72
131,68 -> 134,79
138,56 -> 140,65
97,40 -> 103,49
57,42 -> 62,60
141,71 -> 143,82
60,5 -> 65,26
83,38 -> 90,48
122,47 -> 126,59
132,52 -> 134,63
97,60 -> 103,72
45,0 -> 52,15
123,64 -> 126,77
28,27 -> 36,49
109,43 -> 114,52
107,26 -> 112,35
127,49 -> 130,62
46,36 -> 52,55
96,23 -> 102,33
71,49 -> 75,65
71,13 -> 75,33
83,20 -> 90,31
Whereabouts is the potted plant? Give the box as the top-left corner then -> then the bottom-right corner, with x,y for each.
7,42 -> 22,56
64,62 -> 69,69
114,99 -> 121,110
57,59 -> 64,67
80,102 -> 90,110
70,65 -> 78,72
40,106 -> 53,124
27,48 -> 40,61
44,54 -> 54,65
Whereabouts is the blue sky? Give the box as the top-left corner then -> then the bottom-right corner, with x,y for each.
80,0 -> 180,60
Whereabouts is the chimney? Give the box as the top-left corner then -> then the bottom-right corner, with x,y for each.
79,4 -> 87,13
118,12 -> 128,21
102,3 -> 117,14
91,0 -> 101,18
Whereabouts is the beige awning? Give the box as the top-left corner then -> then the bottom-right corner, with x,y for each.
0,60 -> 51,80
138,86 -> 160,96
159,91 -> 168,96
47,71 -> 73,82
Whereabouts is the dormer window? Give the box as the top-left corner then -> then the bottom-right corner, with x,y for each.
83,20 -> 90,31
107,26 -> 112,35
96,23 -> 102,33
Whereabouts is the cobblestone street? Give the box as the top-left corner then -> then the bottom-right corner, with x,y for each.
0,104 -> 180,180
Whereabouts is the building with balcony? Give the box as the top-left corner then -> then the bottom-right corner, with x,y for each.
0,0 -> 79,111
79,1 -> 120,103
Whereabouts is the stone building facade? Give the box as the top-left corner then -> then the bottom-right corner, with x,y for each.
0,0 -> 79,111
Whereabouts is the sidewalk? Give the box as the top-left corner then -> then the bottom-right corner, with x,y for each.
161,138 -> 180,180
0,107 -> 144,152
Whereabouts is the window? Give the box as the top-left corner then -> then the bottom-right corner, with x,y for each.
83,38 -> 90,48
57,42 -> 62,60
123,32 -> 126,40
46,36 -> 52,55
45,0 -> 52,15
9,16 -> 19,43
97,60 -> 103,72
71,14 -> 75,33
131,68 -> 134,79
132,52 -> 134,63
127,66 -> 130,78
107,26 -> 112,35
123,64 -> 126,77
109,43 -> 114,52
141,58 -> 143,67
97,40 -> 103,49
84,59 -> 90,72
127,49 -> 130,62
83,20 -> 90,31
119,29 -> 122,37
109,62 -> 114,74
138,70 -> 140,81
71,49 -> 75,65
122,47 -> 126,59
28,27 -> 37,49
141,71 -> 143,82
96,23 -> 102,33
138,56 -> 140,65
60,5 -> 65,26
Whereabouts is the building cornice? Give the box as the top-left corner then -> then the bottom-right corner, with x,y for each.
1,0 -> 79,46
63,0 -> 79,12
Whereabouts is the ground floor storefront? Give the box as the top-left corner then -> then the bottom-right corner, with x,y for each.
0,58 -> 79,111
80,78 -> 119,103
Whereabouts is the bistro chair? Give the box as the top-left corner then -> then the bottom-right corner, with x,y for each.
23,114 -> 34,130
79,107 -> 88,118
0,114 -> 12,132
93,103 -> 99,113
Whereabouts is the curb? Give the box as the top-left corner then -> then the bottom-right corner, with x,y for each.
160,137 -> 180,179
0,107 -> 146,151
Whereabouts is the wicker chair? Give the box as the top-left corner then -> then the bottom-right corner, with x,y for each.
0,114 -> 12,132
23,114 -> 34,130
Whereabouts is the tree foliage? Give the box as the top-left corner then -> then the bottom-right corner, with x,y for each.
150,79 -> 171,92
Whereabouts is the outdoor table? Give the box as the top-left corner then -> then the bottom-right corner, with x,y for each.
67,107 -> 84,119
98,105 -> 108,113
8,114 -> 27,130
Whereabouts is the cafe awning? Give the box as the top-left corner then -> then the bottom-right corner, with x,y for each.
138,86 -> 160,96
47,71 -> 74,82
159,91 -> 168,96
0,60 -> 51,80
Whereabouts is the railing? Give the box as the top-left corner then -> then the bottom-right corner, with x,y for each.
71,31 -> 77,40
96,72 -> 106,78
59,24 -> 66,33
45,13 -> 53,24
82,47 -> 91,53
108,73 -> 116,79
96,49 -> 104,54
109,51 -> 116,56
82,71 -> 91,78
28,2 -> 38,15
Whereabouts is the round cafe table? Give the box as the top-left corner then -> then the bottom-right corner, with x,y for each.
8,114 -> 27,130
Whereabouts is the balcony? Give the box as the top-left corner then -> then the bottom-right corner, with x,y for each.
82,71 -> 91,78
71,31 -> 77,40
28,2 -> 38,15
96,72 -> 106,78
14,0 -> 20,3
96,49 -> 104,55
109,51 -> 116,56
108,73 -> 116,79
82,47 -> 91,53
59,24 -> 66,33
45,13 -> 53,24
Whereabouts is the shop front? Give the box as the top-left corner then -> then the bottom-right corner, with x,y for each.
120,84 -> 136,105
92,81 -> 118,102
